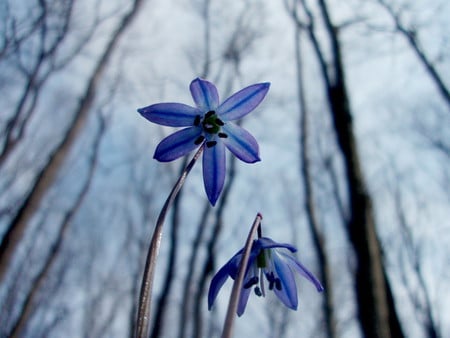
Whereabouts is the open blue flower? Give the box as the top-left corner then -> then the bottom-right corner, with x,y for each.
138,78 -> 270,206
208,237 -> 324,316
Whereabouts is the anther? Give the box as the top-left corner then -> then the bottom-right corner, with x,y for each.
254,286 -> 262,297
216,118 -> 224,126
206,141 -> 217,148
266,272 -> 275,290
218,132 -> 228,138
244,276 -> 259,289
194,136 -> 205,145
205,110 -> 215,118
194,115 -> 201,126
275,279 -> 282,291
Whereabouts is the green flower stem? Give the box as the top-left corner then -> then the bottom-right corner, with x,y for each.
221,212 -> 263,338
135,145 -> 204,338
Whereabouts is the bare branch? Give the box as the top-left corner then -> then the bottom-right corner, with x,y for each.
375,0 -> 450,110
0,0 -> 146,285
7,112 -> 107,338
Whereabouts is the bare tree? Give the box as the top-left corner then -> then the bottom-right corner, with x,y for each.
392,183 -> 441,338
0,0 -> 146,284
285,2 -> 336,336
0,0 -> 109,168
286,0 -> 405,337
6,113 -> 106,337
375,0 -> 450,110
0,0 -> 73,166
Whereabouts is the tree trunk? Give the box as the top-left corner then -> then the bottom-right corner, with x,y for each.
316,0 -> 404,335
288,0 -> 406,336
8,115 -> 105,338
0,0 -> 145,284
294,22 -> 336,338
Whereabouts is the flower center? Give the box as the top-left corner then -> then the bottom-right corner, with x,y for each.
257,250 -> 267,268
193,111 -> 228,147
202,111 -> 224,134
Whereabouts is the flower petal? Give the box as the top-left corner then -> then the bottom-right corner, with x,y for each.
227,252 -> 244,279
258,237 -> 297,253
202,141 -> 226,205
217,82 -> 270,121
221,123 -> 260,163
154,127 -> 201,162
138,103 -> 200,127
237,286 -> 252,317
273,253 -> 298,309
282,252 -> 324,292
236,254 -> 260,316
190,78 -> 219,111
208,261 -> 232,310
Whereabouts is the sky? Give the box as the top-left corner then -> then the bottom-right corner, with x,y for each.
0,0 -> 449,337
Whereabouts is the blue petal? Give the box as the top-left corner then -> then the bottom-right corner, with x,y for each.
236,253 -> 260,316
237,286 -> 252,316
154,127 -> 202,162
217,82 -> 270,121
208,249 -> 259,314
258,237 -> 297,253
202,141 -> 226,205
282,252 -> 324,292
190,78 -> 219,111
208,261 -> 233,310
221,123 -> 260,163
227,253 -> 244,279
138,103 -> 200,127
272,253 -> 298,309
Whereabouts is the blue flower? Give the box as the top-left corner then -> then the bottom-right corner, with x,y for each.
138,78 -> 270,206
208,237 -> 324,316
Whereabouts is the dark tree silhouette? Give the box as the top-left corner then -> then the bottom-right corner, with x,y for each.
0,0 -> 146,284
375,0 -> 450,110
286,3 -> 337,336
288,0 -> 405,336
7,114 -> 106,338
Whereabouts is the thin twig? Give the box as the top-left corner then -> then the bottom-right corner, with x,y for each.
135,145 -> 204,338
221,212 -> 263,338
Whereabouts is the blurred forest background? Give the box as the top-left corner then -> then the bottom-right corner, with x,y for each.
0,0 -> 449,337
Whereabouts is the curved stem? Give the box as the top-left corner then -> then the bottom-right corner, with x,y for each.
135,145 -> 204,338
221,213 -> 263,338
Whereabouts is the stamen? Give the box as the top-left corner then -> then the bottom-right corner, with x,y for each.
266,272 -> 275,290
275,279 -> 282,291
205,110 -> 215,118
194,136 -> 205,145
218,132 -> 228,138
194,115 -> 201,126
254,286 -> 262,297
259,268 -> 266,297
206,141 -> 217,148
266,272 -> 275,281
244,276 -> 259,289
216,118 -> 224,126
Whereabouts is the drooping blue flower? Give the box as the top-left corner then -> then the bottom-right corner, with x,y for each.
208,237 -> 324,316
138,78 -> 270,206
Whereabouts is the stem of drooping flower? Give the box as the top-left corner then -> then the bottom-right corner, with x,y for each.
135,145 -> 204,338
221,212 -> 263,338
